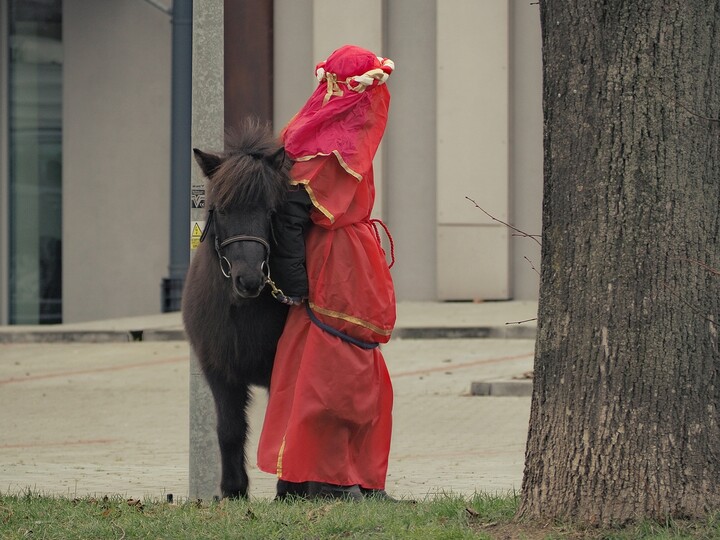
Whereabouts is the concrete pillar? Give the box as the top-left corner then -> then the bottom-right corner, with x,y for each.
509,0 -> 542,300
63,0 -> 171,323
436,0 -> 510,300
273,0 -> 313,129
189,0 -> 223,502
385,0 -> 437,300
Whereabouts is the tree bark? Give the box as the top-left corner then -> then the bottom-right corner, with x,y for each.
519,0 -> 720,526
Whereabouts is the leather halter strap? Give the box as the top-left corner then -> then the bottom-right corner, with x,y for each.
218,235 -> 270,252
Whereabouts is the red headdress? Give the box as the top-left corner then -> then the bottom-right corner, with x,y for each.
281,45 -> 394,186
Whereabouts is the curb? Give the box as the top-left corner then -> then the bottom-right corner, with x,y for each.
0,329 -> 187,344
0,331 -> 139,344
394,325 -> 536,340
470,379 -> 533,397
0,326 -> 536,344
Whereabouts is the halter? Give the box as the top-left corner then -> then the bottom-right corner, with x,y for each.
200,207 -> 287,298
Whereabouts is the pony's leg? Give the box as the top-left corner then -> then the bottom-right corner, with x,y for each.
205,372 -> 251,499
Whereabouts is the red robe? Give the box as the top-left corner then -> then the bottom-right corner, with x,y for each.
256,154 -> 396,489
257,46 -> 396,488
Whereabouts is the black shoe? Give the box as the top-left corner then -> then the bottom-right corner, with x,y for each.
360,488 -> 414,503
275,479 -> 310,501
307,482 -> 364,501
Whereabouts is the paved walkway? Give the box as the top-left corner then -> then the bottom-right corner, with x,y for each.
0,301 -> 537,501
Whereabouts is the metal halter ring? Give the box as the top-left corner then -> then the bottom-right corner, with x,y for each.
260,260 -> 270,279
219,256 -> 232,278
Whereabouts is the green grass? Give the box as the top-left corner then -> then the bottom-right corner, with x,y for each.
1,491 -> 719,539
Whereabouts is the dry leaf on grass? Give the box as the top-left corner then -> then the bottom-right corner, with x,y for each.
307,502 -> 341,521
126,498 -> 144,511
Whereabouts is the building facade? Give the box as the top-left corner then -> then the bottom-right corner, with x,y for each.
0,0 -> 543,325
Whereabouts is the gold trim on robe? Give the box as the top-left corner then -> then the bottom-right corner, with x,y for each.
309,302 -> 393,337
293,150 -> 363,182
276,437 -> 286,477
289,180 -> 334,224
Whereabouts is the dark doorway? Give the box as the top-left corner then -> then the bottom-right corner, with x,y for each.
224,0 -> 274,130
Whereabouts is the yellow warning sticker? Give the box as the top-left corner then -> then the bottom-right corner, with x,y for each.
191,221 -> 205,251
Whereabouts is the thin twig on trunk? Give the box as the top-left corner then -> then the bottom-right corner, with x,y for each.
465,197 -> 542,246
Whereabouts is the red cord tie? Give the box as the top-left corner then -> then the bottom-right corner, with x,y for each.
369,219 -> 396,268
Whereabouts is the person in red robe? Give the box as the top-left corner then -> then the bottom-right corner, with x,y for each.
257,45 -> 396,500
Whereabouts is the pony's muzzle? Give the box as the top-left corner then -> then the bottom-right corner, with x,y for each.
231,267 -> 266,298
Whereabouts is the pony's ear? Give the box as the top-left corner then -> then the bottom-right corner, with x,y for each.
268,146 -> 288,171
193,148 -> 223,178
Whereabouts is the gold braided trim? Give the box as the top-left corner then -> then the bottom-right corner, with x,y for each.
309,302 -> 393,337
348,68 -> 388,93
289,180 -> 334,223
319,66 -> 390,102
322,72 -> 344,104
276,437 -> 286,477
294,150 -> 363,182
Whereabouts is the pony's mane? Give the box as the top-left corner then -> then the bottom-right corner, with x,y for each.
209,118 -> 289,210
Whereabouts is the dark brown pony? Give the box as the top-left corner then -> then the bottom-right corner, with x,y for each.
182,120 -> 290,499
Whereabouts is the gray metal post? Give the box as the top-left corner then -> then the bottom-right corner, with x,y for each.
189,0 -> 223,501
162,0 -> 193,312
0,0 -> 9,324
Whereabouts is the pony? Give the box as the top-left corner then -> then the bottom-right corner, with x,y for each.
182,119 -> 290,499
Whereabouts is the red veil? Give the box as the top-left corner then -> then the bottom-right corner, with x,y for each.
282,44 -> 394,191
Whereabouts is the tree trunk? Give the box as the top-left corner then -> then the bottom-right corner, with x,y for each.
519,0 -> 720,526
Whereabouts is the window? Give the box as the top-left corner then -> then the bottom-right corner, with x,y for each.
7,0 -> 62,324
